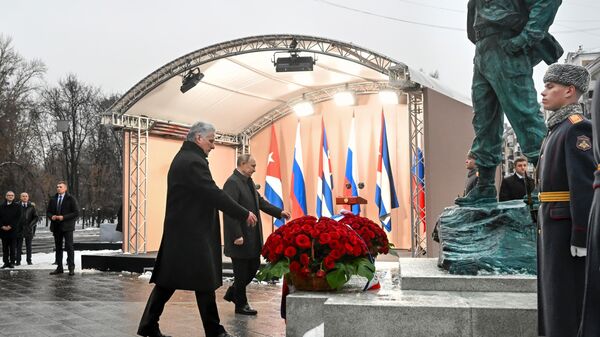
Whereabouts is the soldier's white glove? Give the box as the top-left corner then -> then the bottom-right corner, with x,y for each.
570,245 -> 587,257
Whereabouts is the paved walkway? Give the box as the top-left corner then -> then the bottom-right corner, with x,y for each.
0,270 -> 285,337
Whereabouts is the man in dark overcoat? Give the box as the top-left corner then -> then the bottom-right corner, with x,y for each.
499,157 -> 535,201
579,79 -> 600,337
46,181 -> 80,276
222,154 -> 290,315
0,191 -> 21,268
137,122 -> 258,337
16,192 -> 39,265
537,64 -> 594,337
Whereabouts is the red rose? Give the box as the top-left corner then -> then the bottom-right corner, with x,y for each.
345,243 -> 354,253
300,253 -> 310,266
318,233 -> 331,245
268,253 -> 277,261
323,257 -> 335,270
352,246 -> 362,256
301,267 -> 310,276
284,246 -> 297,258
290,261 -> 301,272
295,234 -> 312,249
275,244 -> 284,254
316,270 -> 326,278
330,249 -> 343,260
302,224 -> 313,232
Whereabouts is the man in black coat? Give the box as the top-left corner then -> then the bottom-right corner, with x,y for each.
0,191 -> 22,268
499,157 -> 535,201
579,79 -> 600,337
222,154 -> 290,315
16,192 -> 39,265
137,122 -> 258,337
537,64 -> 594,337
46,181 -> 80,276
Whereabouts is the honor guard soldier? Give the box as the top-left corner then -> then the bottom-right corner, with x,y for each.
537,64 -> 594,337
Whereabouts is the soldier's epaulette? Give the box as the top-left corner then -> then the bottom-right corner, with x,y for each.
568,114 -> 583,124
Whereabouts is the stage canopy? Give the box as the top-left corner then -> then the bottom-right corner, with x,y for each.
107,34 -> 470,139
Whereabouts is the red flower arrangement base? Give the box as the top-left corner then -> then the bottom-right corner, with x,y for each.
288,272 -> 333,291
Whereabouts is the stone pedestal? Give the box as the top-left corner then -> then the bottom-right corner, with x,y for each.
286,258 -> 537,337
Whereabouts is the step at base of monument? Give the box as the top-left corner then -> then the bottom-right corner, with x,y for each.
400,258 -> 536,293
285,260 -> 537,337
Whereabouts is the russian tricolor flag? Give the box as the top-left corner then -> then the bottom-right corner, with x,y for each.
316,119 -> 334,218
375,111 -> 399,232
264,125 -> 285,228
344,115 -> 360,215
290,123 -> 307,218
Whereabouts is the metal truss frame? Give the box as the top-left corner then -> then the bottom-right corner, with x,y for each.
108,34 -> 408,115
118,115 -> 151,254
240,81 -> 390,138
408,92 -> 427,257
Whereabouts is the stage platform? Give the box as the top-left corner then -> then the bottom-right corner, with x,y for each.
286,258 -> 537,337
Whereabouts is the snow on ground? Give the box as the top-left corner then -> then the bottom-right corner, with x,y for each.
8,249 -> 121,272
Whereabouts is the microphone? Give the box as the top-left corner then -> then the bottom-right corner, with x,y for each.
255,184 -> 261,190
358,182 -> 365,189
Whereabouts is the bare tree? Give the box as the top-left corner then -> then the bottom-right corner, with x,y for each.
0,34 -> 46,199
38,74 -> 103,199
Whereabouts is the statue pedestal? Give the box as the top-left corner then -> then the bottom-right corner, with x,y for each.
437,200 -> 537,275
286,258 -> 537,337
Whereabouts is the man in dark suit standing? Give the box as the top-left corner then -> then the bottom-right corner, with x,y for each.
0,191 -> 22,268
222,154 -> 291,315
137,122 -> 258,337
16,192 -> 39,265
499,157 -> 535,202
46,181 -> 80,276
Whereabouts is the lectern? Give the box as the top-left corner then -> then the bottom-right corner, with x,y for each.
336,196 -> 367,207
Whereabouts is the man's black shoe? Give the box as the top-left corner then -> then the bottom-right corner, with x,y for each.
223,286 -> 235,303
27,261 -> 32,265
7,264 -> 14,269
138,330 -> 171,337
0,264 -> 8,269
49,269 -> 64,275
68,270 -> 75,276
235,304 -> 257,315
217,332 -> 237,337
14,262 -> 20,266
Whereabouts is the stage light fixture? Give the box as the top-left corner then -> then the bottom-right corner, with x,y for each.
334,90 -> 356,106
379,89 -> 399,104
180,68 -> 204,93
293,100 -> 314,117
274,54 -> 315,72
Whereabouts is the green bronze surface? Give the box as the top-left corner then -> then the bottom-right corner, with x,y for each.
438,200 -> 537,275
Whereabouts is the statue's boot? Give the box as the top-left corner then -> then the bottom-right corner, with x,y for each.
455,166 -> 497,206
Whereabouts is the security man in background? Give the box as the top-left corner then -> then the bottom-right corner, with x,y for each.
537,64 -> 594,337
499,157 -> 535,202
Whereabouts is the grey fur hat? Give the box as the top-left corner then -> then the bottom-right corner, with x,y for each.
543,63 -> 591,93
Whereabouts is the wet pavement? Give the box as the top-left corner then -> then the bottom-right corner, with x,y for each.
0,270 -> 285,337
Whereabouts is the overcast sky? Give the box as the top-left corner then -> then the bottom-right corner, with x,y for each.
1,0 -> 599,99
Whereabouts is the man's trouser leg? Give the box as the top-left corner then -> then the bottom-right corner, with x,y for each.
195,290 -> 226,337
8,238 -> 16,264
138,285 -> 175,335
16,237 -> 23,263
1,237 -> 10,265
25,236 -> 32,263
64,231 -> 74,271
54,232 -> 64,270
485,50 -> 546,164
469,63 -> 504,169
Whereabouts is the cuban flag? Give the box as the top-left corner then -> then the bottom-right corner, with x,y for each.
344,115 -> 360,215
290,123 -> 307,218
412,147 -> 426,232
316,119 -> 334,218
375,111 -> 399,232
264,125 -> 285,228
